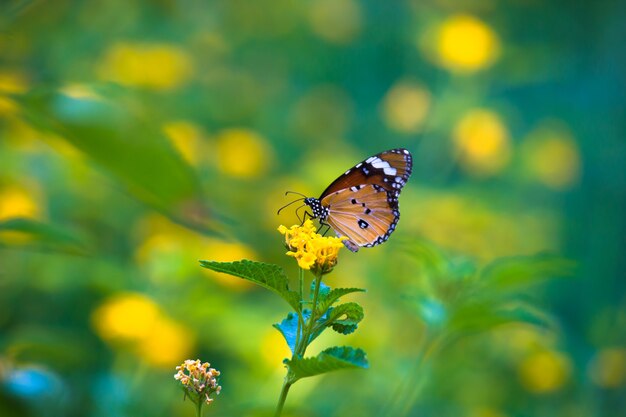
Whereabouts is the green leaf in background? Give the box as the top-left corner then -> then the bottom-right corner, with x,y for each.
17,88 -> 217,235
479,254 -> 576,291
199,260 -> 300,310
286,346 -> 369,382
0,217 -> 88,255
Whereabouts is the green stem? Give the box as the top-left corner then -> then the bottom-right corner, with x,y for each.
381,330 -> 437,417
295,268 -> 305,351
298,272 -> 323,357
274,377 -> 292,417
196,398 -> 203,417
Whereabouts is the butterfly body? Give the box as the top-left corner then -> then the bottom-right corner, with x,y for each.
303,148 -> 412,252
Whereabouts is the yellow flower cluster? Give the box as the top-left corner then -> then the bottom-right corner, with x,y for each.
174,359 -> 221,405
277,220 -> 346,274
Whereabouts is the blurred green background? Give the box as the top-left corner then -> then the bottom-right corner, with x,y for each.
1,0 -> 625,416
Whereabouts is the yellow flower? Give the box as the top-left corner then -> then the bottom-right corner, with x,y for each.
278,220 -> 346,274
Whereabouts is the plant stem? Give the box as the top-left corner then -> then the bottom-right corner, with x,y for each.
274,378 -> 292,417
196,398 -> 203,417
381,330 -> 436,417
298,273 -> 323,357
296,268 -> 305,350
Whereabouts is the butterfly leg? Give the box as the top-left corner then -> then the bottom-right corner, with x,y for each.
317,221 -> 331,236
300,210 -> 314,226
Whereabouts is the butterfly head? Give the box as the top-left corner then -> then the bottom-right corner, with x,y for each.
303,197 -> 329,221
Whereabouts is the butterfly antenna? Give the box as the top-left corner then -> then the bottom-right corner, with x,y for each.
285,190 -> 307,198
277,198 -> 305,215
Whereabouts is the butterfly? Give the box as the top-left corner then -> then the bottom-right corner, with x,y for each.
282,148 -> 413,252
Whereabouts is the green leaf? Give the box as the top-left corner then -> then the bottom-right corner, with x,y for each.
0,217 -> 88,255
273,312 -> 300,355
199,260 -> 300,310
448,299 -> 557,337
286,346 -> 368,382
480,254 -> 576,291
317,287 -> 366,315
18,88 -> 217,234
318,302 -> 364,335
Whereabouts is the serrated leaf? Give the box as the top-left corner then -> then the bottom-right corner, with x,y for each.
274,309 -> 330,353
0,217 -> 88,255
317,302 -> 364,335
199,260 -> 299,310
312,280 -> 331,299
480,254 -> 576,291
286,346 -> 368,381
317,287 -> 366,314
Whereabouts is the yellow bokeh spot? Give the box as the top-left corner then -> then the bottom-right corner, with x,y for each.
91,293 -> 161,341
163,120 -> 205,166
98,42 -> 193,90
522,123 -> 581,189
308,0 -> 362,45
467,407 -> 508,417
136,318 -> 194,368
453,109 -> 511,176
260,329 -> 292,370
436,15 -> 500,72
201,239 -> 257,290
0,185 -> 43,221
382,80 -> 431,134
215,128 -> 273,178
0,96 -> 19,116
588,347 -> 626,388
59,84 -> 102,101
518,350 -> 571,393
0,71 -> 29,94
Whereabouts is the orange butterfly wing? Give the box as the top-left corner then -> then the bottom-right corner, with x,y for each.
319,148 -> 412,198
321,184 -> 400,251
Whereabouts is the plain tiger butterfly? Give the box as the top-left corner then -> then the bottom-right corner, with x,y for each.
282,148 -> 412,252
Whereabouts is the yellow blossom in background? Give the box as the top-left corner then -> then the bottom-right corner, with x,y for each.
453,109 -> 511,176
0,184 -> 44,221
467,407 -> 508,417
163,120 -> 206,166
91,293 -> 161,341
518,350 -> 571,393
200,239 -> 257,290
97,42 -> 193,90
136,318 -> 193,367
260,329 -> 292,370
308,0 -> 362,45
0,70 -> 29,94
215,128 -> 273,178
588,347 -> 626,388
0,96 -> 19,116
434,15 -> 500,72
91,293 -> 194,368
521,123 -> 581,190
382,80 -> 431,134
278,220 -> 346,274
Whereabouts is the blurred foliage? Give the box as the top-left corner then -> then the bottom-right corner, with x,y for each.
1,0 -> 625,416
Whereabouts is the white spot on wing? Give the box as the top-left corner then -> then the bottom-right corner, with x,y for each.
383,167 -> 397,175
